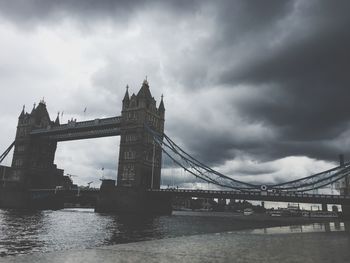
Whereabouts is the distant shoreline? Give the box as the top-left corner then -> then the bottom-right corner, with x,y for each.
172,210 -> 345,231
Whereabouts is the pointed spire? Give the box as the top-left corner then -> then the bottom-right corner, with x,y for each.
19,105 -> 25,118
31,103 -> 36,114
55,112 -> 60,125
123,85 -> 130,102
122,85 -> 130,110
158,94 -> 165,113
137,78 -> 152,99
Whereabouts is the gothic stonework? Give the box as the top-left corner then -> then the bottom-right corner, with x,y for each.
7,79 -> 164,191
11,101 -> 63,188
117,80 -> 164,189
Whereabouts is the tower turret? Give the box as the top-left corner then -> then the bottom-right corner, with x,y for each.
137,79 -> 154,109
31,103 -> 36,114
137,79 -> 152,100
122,85 -> 130,110
19,105 -> 25,119
54,112 -> 60,125
29,101 -> 51,128
158,95 -> 165,115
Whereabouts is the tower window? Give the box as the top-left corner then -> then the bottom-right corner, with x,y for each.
125,134 -> 137,142
124,150 -> 135,160
17,145 -> 25,152
15,159 -> 23,167
127,112 -> 138,120
121,164 -> 135,181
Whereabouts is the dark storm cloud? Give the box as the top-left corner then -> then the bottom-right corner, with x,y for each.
216,1 -> 350,162
161,0 -> 350,165
0,0 -> 200,26
213,0 -> 294,41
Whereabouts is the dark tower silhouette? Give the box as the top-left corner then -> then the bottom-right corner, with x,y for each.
11,100 -> 63,188
117,80 -> 165,189
1,81 -> 171,212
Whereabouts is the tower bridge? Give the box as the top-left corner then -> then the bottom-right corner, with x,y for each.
0,79 -> 350,215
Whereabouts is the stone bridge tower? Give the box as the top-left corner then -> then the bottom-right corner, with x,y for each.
11,101 -> 62,188
117,80 -> 165,189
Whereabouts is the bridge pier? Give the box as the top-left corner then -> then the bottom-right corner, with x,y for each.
95,180 -> 172,214
0,187 -> 28,208
0,186 -> 65,210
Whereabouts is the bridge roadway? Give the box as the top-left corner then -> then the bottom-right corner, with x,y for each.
147,189 -> 350,205
29,188 -> 350,205
30,116 -> 122,141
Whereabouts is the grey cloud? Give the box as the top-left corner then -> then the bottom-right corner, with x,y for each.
0,0 -> 201,28
208,1 -> 350,163
212,0 -> 295,42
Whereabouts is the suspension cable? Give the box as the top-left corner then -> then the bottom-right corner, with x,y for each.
0,141 -> 15,164
145,124 -> 350,192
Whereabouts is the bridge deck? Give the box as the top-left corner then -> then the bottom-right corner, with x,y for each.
28,188 -> 350,205
148,189 -> 350,205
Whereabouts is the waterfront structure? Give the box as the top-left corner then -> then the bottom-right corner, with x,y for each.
118,80 -> 164,189
2,80 -> 164,190
0,80 -> 168,212
0,79 -> 350,215
10,101 -> 66,189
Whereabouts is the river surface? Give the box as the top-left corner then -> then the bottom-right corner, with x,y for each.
0,208 -> 349,257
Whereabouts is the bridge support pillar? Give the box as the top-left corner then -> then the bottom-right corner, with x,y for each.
96,180 -> 172,214
321,203 -> 328,212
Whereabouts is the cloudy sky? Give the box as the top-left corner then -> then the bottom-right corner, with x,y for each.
1,0 -> 349,189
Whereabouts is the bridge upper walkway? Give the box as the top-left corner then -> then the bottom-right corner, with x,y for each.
30,116 -> 122,141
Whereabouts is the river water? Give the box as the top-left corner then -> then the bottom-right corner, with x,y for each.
0,208 -> 349,257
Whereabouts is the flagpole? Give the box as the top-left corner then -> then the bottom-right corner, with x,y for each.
101,167 -> 105,180
84,107 -> 87,120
